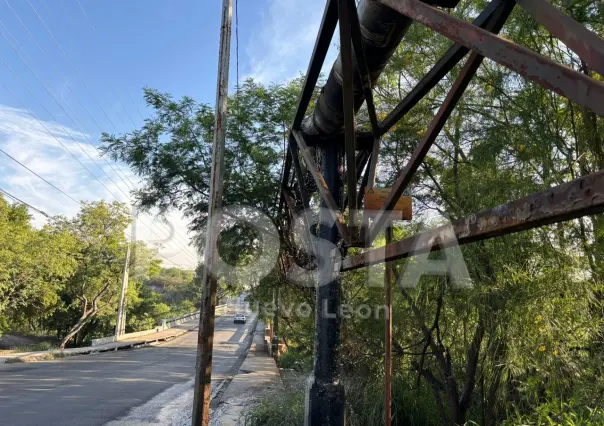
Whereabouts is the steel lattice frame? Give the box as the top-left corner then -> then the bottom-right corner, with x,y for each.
279,0 -> 604,269
277,0 -> 604,423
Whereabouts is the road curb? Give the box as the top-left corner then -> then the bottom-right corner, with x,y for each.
4,322 -> 199,364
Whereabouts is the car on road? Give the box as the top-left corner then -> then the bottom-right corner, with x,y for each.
234,313 -> 246,324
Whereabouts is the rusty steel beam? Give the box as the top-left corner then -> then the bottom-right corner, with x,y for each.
289,139 -> 312,211
293,129 -> 351,244
379,0 -> 509,134
357,153 -> 371,209
343,170 -> 604,271
347,0 -> 379,135
339,0 -> 359,228
367,51 -> 487,243
515,0 -> 604,78
359,134 -> 381,244
283,186 -> 298,221
380,0 -> 604,117
384,225 -> 393,426
288,139 -> 318,263
279,0 -> 336,220
293,0 -> 338,130
344,150 -> 370,211
278,151 -> 292,216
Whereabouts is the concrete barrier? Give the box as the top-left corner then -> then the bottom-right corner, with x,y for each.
91,305 -> 228,346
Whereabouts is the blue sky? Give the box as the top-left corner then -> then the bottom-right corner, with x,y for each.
0,0 -> 336,268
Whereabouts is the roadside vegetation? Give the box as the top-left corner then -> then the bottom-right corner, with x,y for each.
1,0 -> 601,423
0,198 -> 199,349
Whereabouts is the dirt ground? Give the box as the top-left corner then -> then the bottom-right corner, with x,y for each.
0,334 -> 59,351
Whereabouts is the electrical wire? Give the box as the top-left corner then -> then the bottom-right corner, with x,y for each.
0,21 -> 198,262
46,0 -> 200,249
1,185 -> 50,218
75,0 -> 146,121
0,148 -> 192,268
1,0 -> 198,264
30,0 -> 198,253
0,74 -> 198,265
3,0 -> 198,259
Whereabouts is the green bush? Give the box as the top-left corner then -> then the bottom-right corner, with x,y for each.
345,374 -> 445,426
277,349 -> 312,371
501,401 -> 604,426
245,389 -> 305,426
244,372 -> 448,426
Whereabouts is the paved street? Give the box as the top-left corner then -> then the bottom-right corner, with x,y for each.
0,313 -> 256,426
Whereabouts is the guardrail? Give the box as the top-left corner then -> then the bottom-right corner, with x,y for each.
91,304 -> 228,346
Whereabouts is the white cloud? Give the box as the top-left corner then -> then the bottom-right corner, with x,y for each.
246,0 -> 339,85
0,104 -> 198,269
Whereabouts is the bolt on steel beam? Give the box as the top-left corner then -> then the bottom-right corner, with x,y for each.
338,0 -> 359,228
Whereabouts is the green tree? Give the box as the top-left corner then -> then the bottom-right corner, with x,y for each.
0,195 -> 77,336
52,201 -> 131,348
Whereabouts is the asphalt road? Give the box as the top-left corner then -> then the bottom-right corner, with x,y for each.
0,313 -> 256,426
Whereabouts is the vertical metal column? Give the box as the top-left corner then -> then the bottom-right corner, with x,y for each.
191,0 -> 232,424
384,227 -> 393,426
305,144 -> 346,426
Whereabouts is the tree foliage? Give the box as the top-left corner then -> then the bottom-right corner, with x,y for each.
0,198 -> 200,348
92,3 -> 604,422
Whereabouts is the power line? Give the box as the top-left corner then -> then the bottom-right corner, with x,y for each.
0,53 -> 129,204
0,148 -> 80,205
0,185 -> 50,217
236,0 -> 240,95
25,0 -> 122,133
0,20 -> 198,263
75,0 -> 147,121
0,148 -> 194,268
1,4 -> 198,261
0,24 -> 133,201
27,0 -> 197,255
0,68 -> 198,263
2,1 -> 195,258
57,0 -> 204,249
2,0 -> 198,261
4,0 -> 136,191
48,0 -> 139,127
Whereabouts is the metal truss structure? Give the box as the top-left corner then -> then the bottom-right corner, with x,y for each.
277,0 -> 604,424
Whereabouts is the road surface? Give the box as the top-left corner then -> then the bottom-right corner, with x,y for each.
0,313 -> 256,426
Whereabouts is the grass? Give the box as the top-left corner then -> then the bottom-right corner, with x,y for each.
245,388 -> 305,426
244,371 -> 449,426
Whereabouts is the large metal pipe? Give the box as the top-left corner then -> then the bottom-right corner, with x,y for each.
301,0 -> 459,140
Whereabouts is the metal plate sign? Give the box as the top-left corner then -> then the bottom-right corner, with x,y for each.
364,187 -> 412,220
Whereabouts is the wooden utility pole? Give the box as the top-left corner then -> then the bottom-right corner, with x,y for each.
384,226 -> 393,426
191,0 -> 232,424
115,243 -> 131,338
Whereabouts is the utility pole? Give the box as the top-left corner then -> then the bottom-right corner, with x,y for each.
115,243 -> 131,338
191,0 -> 232,424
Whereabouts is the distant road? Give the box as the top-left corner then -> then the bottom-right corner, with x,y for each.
0,313 -> 256,426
